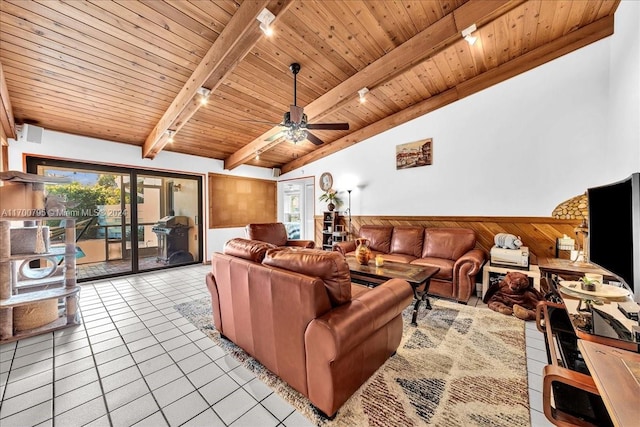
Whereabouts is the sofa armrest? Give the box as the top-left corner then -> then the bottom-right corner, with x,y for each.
454,248 -> 485,275
452,248 -> 486,302
305,278 -> 413,358
333,240 -> 356,256
286,239 -> 315,248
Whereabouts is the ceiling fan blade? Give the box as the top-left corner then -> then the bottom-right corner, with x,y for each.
290,105 -> 304,123
306,122 -> 349,130
265,130 -> 286,142
306,131 -> 324,146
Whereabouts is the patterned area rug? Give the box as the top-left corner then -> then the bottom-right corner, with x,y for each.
175,297 -> 530,426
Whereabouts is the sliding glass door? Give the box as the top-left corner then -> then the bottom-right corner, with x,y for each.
27,157 -> 202,281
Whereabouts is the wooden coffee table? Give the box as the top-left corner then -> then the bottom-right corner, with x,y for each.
346,257 -> 439,326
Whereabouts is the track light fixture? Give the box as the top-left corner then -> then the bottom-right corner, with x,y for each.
358,87 -> 369,103
257,8 -> 275,36
197,87 -> 211,105
255,150 -> 261,160
461,24 -> 478,45
166,130 -> 175,143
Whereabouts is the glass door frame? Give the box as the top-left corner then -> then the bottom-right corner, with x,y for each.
26,156 -> 204,281
278,177 -> 314,241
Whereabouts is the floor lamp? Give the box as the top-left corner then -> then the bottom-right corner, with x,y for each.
347,189 -> 352,240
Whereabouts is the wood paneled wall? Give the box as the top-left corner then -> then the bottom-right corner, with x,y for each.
315,215 -> 580,264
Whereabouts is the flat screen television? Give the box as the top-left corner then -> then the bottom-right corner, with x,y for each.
588,172 -> 640,304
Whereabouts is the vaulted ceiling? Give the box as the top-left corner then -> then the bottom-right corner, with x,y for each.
0,0 -> 620,173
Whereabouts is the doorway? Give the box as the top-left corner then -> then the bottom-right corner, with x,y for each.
27,157 -> 203,281
278,177 -> 314,241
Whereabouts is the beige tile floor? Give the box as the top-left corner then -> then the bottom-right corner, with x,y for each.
0,265 -> 553,426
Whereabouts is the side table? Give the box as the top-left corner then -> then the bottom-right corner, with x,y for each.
481,264 -> 540,299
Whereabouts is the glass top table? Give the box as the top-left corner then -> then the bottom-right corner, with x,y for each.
346,257 -> 439,326
556,281 -> 639,352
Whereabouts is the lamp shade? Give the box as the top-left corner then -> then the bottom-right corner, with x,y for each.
552,193 -> 588,220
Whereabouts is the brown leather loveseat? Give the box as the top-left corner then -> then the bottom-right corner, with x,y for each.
205,238 -> 414,417
245,222 -> 315,248
334,226 -> 485,303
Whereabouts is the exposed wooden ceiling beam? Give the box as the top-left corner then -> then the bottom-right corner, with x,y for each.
224,0 -> 526,170
142,0 -> 294,159
0,62 -> 16,141
280,15 -> 615,174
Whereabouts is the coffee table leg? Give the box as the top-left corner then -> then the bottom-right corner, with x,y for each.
423,294 -> 432,310
411,281 -> 433,326
411,298 -> 421,326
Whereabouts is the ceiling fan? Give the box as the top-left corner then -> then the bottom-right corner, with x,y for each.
261,63 -> 349,145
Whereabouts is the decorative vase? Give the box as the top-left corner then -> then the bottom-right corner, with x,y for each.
355,238 -> 372,265
327,202 -> 335,211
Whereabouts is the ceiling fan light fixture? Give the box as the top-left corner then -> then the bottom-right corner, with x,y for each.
197,87 -> 211,105
285,127 -> 307,144
257,8 -> 275,36
358,87 -> 369,103
462,24 -> 478,45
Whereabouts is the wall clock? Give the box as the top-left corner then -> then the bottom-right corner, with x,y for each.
319,172 -> 333,191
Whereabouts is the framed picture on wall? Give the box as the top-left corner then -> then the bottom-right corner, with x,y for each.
396,138 -> 433,170
319,172 -> 333,191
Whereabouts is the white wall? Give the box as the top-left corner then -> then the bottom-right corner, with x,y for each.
607,1 -> 640,172
281,0 -> 640,218
6,131 -> 275,258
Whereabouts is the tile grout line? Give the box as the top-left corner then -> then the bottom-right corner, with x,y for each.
73,283 -> 114,427
0,342 -> 16,417
0,344 -> 16,412
94,273 -> 218,427
137,274 -> 236,426
90,278 -> 162,427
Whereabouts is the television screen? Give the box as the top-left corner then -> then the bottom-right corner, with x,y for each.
588,173 -> 640,304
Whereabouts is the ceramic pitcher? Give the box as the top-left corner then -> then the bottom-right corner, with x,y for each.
355,238 -> 372,265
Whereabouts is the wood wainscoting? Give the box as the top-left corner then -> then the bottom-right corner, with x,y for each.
315,215 -> 580,264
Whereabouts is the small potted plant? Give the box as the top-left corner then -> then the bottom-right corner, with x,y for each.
579,275 -> 599,292
319,189 -> 343,211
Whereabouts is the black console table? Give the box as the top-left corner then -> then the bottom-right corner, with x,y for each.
536,258 -> 640,426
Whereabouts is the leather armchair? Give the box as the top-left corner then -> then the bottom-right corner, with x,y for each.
245,222 -> 314,248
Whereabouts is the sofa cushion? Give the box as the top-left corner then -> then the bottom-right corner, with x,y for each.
381,253 -> 417,264
411,257 -> 454,280
359,225 -> 393,254
390,226 -> 424,258
262,248 -> 352,307
422,228 -> 476,260
223,238 -> 277,263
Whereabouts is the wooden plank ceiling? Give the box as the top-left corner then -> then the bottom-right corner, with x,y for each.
0,0 -> 620,172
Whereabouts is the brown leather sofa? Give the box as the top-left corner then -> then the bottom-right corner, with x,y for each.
245,222 -> 315,248
206,238 -> 414,417
334,226 -> 485,303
